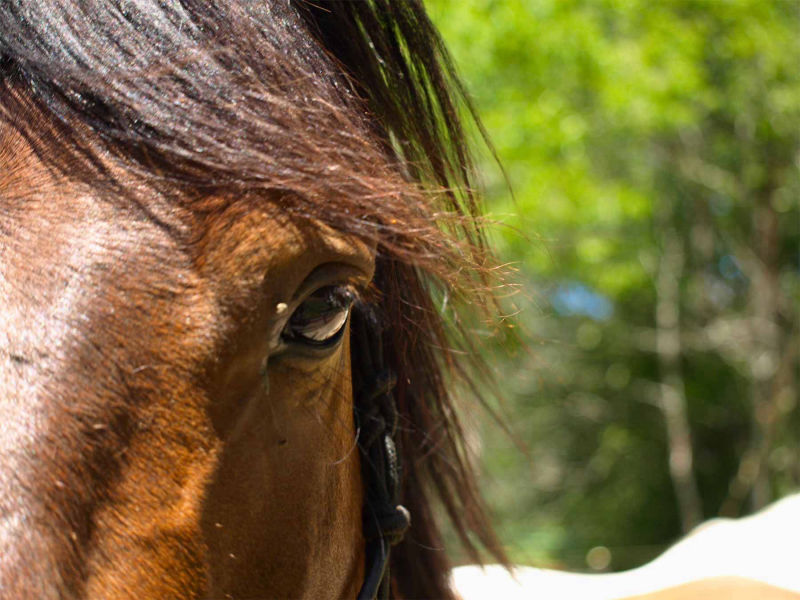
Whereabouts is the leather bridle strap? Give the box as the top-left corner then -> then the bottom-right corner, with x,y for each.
351,302 -> 411,600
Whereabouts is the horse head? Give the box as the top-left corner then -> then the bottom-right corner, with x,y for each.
0,2 -> 505,598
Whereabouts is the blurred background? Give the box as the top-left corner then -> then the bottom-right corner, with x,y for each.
426,0 -> 800,572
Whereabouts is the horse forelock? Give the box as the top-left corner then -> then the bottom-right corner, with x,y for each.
1,1 -> 509,598
1,1 -> 398,221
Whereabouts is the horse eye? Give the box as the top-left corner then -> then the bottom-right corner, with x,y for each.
282,285 -> 355,346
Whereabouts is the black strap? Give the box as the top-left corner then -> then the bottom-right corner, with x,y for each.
351,302 -> 411,600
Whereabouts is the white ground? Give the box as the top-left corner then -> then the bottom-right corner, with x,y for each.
451,492 -> 800,600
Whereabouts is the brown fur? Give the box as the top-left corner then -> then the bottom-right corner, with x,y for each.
1,120 -> 372,598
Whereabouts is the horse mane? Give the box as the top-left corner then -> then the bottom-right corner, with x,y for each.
296,4 -> 510,597
0,1 -> 508,597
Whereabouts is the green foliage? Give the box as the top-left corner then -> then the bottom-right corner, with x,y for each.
428,0 -> 800,571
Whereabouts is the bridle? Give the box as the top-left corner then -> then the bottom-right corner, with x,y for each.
351,303 -> 411,600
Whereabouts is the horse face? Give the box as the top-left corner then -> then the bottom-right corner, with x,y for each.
0,120 -> 371,598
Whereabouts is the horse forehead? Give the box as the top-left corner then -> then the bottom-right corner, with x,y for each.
0,197 -> 206,425
1,189 -> 191,311
0,124 -> 374,400
0,167 -> 374,392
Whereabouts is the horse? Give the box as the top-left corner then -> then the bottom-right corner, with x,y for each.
0,1 -> 507,598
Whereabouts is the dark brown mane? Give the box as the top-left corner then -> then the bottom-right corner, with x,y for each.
0,1 -> 507,597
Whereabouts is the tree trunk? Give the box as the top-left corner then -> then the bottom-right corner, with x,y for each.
721,194 -> 782,516
655,228 -> 703,532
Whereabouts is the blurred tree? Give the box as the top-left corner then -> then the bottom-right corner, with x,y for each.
427,0 -> 800,570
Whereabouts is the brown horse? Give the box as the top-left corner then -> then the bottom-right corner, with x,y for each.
0,1 -> 506,598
